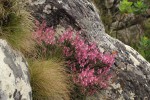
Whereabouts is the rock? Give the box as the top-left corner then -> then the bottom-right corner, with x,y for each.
28,0 -> 150,99
0,39 -> 32,100
116,24 -> 143,45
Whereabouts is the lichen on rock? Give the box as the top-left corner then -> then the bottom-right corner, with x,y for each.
0,39 -> 32,100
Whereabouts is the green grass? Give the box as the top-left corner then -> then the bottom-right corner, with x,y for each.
34,44 -> 64,60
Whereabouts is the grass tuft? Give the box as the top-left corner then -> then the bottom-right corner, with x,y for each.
29,59 -> 72,100
0,0 -> 35,53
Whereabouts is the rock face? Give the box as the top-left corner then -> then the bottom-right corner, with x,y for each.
0,39 -> 32,100
29,0 -> 150,99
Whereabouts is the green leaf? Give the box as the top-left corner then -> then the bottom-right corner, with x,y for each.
132,1 -> 148,14
119,0 -> 133,14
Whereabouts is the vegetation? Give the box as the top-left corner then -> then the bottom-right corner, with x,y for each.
3,0 -> 150,99
118,0 -> 150,62
0,0 -> 34,53
119,0 -> 148,14
92,0 -> 150,62
29,59 -> 71,100
119,0 -> 133,13
33,21 -> 115,99
0,0 -> 72,100
0,0 -> 114,99
137,36 -> 150,61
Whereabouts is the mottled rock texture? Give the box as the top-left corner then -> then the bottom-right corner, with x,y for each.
0,39 -> 32,100
29,0 -> 150,99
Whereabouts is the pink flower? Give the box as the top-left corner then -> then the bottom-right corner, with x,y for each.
33,21 -> 56,45
63,46 -> 72,57
33,21 -> 115,95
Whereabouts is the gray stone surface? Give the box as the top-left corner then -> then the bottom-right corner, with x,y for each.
29,0 -> 150,99
0,39 -> 32,100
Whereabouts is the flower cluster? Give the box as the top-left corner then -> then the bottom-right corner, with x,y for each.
33,21 -> 55,45
33,21 -> 115,95
59,29 -> 115,94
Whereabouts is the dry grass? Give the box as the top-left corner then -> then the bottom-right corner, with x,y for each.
0,0 -> 35,53
29,59 -> 72,100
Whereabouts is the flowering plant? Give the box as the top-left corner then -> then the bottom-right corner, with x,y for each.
33,21 -> 115,95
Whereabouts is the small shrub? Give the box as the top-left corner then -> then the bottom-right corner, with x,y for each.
119,0 -> 148,14
118,0 -> 149,62
33,21 -> 115,97
137,36 -> 150,62
119,0 -> 133,14
32,21 -> 63,60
